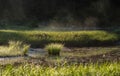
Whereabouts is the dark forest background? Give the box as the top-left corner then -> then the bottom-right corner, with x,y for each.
0,0 -> 120,28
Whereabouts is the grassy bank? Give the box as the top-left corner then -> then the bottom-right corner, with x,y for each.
0,62 -> 119,76
0,30 -> 118,47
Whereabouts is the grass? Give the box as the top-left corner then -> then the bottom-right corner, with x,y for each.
0,30 -> 118,47
0,62 -> 119,76
45,43 -> 64,56
0,29 -> 119,76
0,41 -> 30,56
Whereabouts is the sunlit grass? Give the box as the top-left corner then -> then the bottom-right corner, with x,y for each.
0,62 -> 119,76
0,30 -> 118,47
45,43 -> 64,56
0,41 -> 30,56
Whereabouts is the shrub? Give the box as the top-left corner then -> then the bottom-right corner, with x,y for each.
45,43 -> 64,56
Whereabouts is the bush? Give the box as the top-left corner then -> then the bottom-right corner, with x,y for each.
45,43 -> 64,56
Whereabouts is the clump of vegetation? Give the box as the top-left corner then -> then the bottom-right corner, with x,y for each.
0,41 -> 30,56
45,43 -> 64,56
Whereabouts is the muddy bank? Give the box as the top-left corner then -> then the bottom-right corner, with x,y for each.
0,47 -> 119,66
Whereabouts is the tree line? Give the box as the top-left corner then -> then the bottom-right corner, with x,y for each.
0,0 -> 119,27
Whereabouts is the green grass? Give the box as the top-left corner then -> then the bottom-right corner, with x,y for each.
0,62 -> 119,76
0,41 -> 30,56
0,30 -> 118,47
45,43 -> 64,56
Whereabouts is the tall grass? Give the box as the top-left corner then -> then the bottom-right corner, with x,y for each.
0,41 -> 30,56
45,43 -> 64,56
0,62 -> 119,76
0,30 -> 118,47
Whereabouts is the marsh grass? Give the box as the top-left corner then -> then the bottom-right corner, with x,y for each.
0,62 -> 119,76
45,43 -> 64,56
0,41 -> 30,56
0,30 -> 118,47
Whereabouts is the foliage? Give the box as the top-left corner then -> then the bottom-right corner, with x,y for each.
0,62 -> 120,76
45,43 -> 64,56
0,41 -> 30,56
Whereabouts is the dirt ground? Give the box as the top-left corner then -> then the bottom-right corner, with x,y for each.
26,46 -> 120,66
